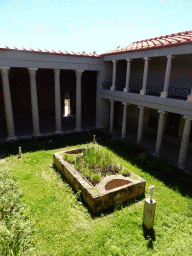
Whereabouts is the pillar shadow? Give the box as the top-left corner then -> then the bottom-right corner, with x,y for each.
142,224 -> 156,250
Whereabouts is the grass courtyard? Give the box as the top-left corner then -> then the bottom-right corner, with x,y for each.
0,131 -> 192,255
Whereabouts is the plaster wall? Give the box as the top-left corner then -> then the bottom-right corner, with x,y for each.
169,54 -> 192,89
115,60 -> 126,90
102,43 -> 192,61
101,61 -> 113,87
129,58 -> 144,86
0,49 -> 102,71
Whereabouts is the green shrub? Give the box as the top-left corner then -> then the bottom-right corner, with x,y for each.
0,168 -> 36,255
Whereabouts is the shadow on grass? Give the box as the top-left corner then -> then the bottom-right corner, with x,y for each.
1,129 -> 192,200
142,224 -> 156,250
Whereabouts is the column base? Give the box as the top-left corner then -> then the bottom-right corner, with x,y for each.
140,89 -> 146,95
74,128 -> 83,133
7,136 -> 17,142
123,88 -> 129,93
32,133 -> 42,138
187,94 -> 192,102
177,162 -> 185,170
152,152 -> 160,158
110,86 -> 115,91
160,91 -> 168,98
55,131 -> 64,135
137,140 -> 141,145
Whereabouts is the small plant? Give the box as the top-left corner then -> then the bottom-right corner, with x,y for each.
91,173 -> 101,185
63,153 -> 76,164
75,190 -> 83,202
120,167 -> 131,177
113,201 -> 123,211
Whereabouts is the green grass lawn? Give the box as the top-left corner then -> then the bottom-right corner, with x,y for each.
0,131 -> 192,255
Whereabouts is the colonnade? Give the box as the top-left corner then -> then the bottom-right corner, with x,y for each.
0,67 -> 84,141
110,55 -> 192,100
109,99 -> 192,170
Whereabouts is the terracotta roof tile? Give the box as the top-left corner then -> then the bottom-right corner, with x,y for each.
101,29 -> 192,56
0,45 -> 97,58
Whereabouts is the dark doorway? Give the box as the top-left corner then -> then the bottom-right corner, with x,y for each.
148,116 -> 158,129
165,113 -> 180,137
81,71 -> 97,120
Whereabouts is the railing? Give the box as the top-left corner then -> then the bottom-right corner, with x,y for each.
146,85 -> 163,96
129,84 -> 142,93
168,87 -> 191,100
102,82 -> 112,90
102,82 -> 191,100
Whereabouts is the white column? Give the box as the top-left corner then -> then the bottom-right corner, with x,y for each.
109,100 -> 115,133
110,60 -> 117,91
75,70 -> 84,131
177,115 -> 192,169
28,68 -> 41,137
187,85 -> 192,101
54,69 -> 63,134
123,59 -> 132,93
154,110 -> 166,157
0,67 -> 17,141
161,55 -> 173,98
137,106 -> 145,145
121,103 -> 128,138
140,57 -> 149,95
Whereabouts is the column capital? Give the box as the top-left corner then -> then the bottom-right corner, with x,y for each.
122,102 -> 129,106
138,106 -> 144,109
0,67 -> 10,74
166,55 -> 173,59
158,110 -> 165,114
28,68 -> 38,76
183,115 -> 192,121
54,69 -> 60,76
143,57 -> 150,61
75,70 -> 84,77
126,59 -> 132,62
110,99 -> 115,103
112,60 -> 118,63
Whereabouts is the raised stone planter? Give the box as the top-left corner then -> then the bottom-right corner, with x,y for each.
53,148 -> 146,213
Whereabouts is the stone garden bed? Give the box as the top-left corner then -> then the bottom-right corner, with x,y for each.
53,144 -> 146,213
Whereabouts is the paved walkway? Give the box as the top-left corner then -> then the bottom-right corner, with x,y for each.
100,128 -> 192,174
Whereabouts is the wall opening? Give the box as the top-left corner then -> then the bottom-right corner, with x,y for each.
63,91 -> 71,117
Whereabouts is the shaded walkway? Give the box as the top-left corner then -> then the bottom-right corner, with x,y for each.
101,128 -> 192,174
0,114 -> 96,143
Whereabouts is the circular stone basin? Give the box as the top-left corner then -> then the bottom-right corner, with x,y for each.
105,179 -> 131,190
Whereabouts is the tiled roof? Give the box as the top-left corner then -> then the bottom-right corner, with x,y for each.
1,30 -> 192,57
100,30 -> 192,56
1,45 -> 99,57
